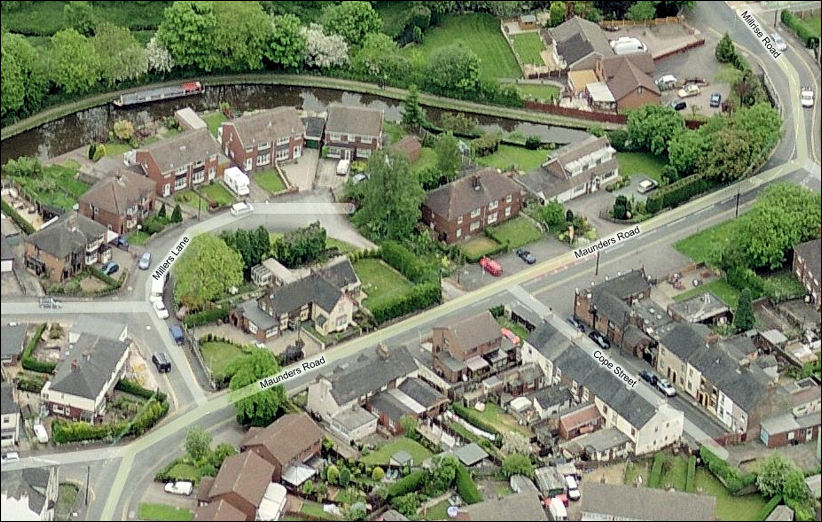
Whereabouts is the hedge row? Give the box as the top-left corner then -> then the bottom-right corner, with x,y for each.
347,248 -> 381,264
648,452 -> 665,488
455,465 -> 482,504
183,305 -> 229,328
87,265 -> 123,288
781,10 -> 819,48
452,403 -> 502,437
700,446 -> 756,494
380,241 -> 434,283
386,470 -> 427,499
1,198 -> 36,234
686,455 -> 697,493
755,496 -> 782,521
52,395 -> 169,444
462,240 -> 508,264
21,323 -> 56,374
645,173 -> 712,212
370,281 -> 441,325
116,378 -> 167,403
17,372 -> 47,393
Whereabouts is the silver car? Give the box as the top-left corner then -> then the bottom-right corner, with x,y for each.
769,33 -> 787,52
138,251 -> 151,270
657,378 -> 677,397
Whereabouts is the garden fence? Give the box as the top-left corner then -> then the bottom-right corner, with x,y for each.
183,324 -> 218,391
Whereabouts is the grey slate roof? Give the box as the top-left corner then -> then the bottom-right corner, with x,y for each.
71,316 -> 127,340
453,442 -> 488,466
139,128 -> 220,174
239,298 -> 277,331
26,212 -> 106,259
1,468 -> 54,517
1,383 -> 19,415
326,104 -> 383,137
369,392 -> 414,424
319,257 -> 360,290
660,323 -> 712,360
1,235 -> 11,261
424,168 -> 521,221
50,334 -> 129,399
576,426 -> 630,452
530,386 -> 573,409
463,492 -> 547,521
435,311 -> 501,352
79,170 -> 156,217
526,322 -> 570,359
595,269 -> 650,299
227,107 -> 305,148
301,116 -> 326,139
1,324 -> 27,360
795,238 -> 821,283
551,16 -> 613,67
397,377 -> 446,409
264,273 -> 342,315
326,346 -> 417,405
581,482 -> 716,520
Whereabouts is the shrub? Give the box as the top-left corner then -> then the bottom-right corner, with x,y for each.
183,306 -> 229,328
16,372 -> 47,393
116,378 -> 167,402
455,465 -> 482,504
471,134 -> 500,157
386,470 -> 427,499
93,144 -> 106,161
607,129 -> 633,152
1,199 -> 36,234
700,446 -> 756,494
645,194 -> 663,214
380,241 -> 434,283
372,466 -> 385,481
273,221 -> 327,268
452,403 -> 501,437
488,304 -> 504,317
653,173 -> 713,209
781,10 -> 819,48
370,281 -> 442,324
524,136 -> 541,150
22,323 -> 56,374
648,452 -> 665,488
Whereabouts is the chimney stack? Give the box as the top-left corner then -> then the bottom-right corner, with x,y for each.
472,176 -> 481,191
377,342 -> 389,360
67,214 -> 77,232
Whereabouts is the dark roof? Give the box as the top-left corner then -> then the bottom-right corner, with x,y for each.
139,128 -> 220,174
526,322 -> 571,360
551,16 -> 613,67
1,324 -> 26,359
263,273 -> 342,315
1,383 -> 19,415
369,393 -> 415,424
227,107 -> 304,148
26,212 -> 106,259
71,316 -> 127,340
424,168 -> 521,221
578,426 -> 631,452
581,482 -> 716,520
463,492 -> 547,521
197,476 -> 215,503
208,451 -> 274,507
593,269 -> 650,299
795,238 -> 821,282
0,235 -> 11,261
194,499 -> 246,521
241,413 -> 323,466
397,378 -> 446,409
435,311 -> 502,352
325,346 -> 417,405
239,299 -> 278,331
319,257 -> 360,290
79,170 -> 156,217
0,468 -> 54,516
49,334 -> 130,399
607,58 -> 661,101
453,442 -> 489,466
301,116 -> 326,139
592,289 -> 632,324
326,104 -> 383,137
531,386 -> 573,409
660,323 -> 710,360
600,52 -> 655,78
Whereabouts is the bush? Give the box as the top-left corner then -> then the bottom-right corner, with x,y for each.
116,378 -> 167,402
380,241 -> 434,283
372,466 -> 385,481
607,129 -> 634,152
17,372 -> 47,393
370,281 -> 442,324
386,470 -> 427,499
645,195 -> 663,214
0,199 -> 36,234
92,143 -> 106,161
781,10 -> 819,48
52,419 -> 124,444
755,496 -> 782,521
488,304 -> 504,317
524,136 -> 541,150
183,306 -> 229,328
700,446 -> 756,494
653,173 -> 713,209
273,221 -> 327,268
471,134 -> 500,157
455,465 -> 482,504
461,239 -> 508,263
648,452 -> 665,488
22,323 -> 56,374
452,403 -> 501,437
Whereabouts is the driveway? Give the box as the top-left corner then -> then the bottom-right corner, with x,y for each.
314,158 -> 347,190
281,149 -> 319,192
661,83 -> 730,117
563,189 -> 623,238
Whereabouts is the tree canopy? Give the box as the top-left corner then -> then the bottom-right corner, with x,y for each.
157,1 -> 218,71
228,348 -> 286,426
267,13 -> 305,70
1,33 -> 48,119
93,24 -> 148,87
211,0 -> 271,71
424,43 -> 481,96
173,234 -> 244,309
50,29 -> 101,94
322,1 -> 382,47
627,104 -> 685,156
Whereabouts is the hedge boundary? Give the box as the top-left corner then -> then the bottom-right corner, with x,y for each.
452,403 -> 502,437
455,465 -> 482,504
21,323 -> 56,374
781,10 -> 820,48
685,455 -> 697,493
648,452 -> 665,488
755,496 -> 782,521
1,198 -> 36,234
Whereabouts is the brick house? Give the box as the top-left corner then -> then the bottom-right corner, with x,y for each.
219,107 -> 305,172
78,170 -> 157,235
605,57 -> 661,113
1,384 -> 21,448
136,128 -> 222,197
793,238 -> 820,308
24,212 -> 109,282
196,451 -> 275,521
366,377 -> 448,435
760,412 -> 820,448
240,413 -> 323,483
324,104 -> 383,160
431,311 -> 515,383
422,168 -> 522,244
573,269 -> 651,348
558,403 -> 602,439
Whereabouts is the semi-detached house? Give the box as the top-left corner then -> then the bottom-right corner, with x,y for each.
136,128 -> 223,197
24,212 -> 109,283
793,238 -> 820,308
219,107 -> 305,172
78,170 -> 157,235
323,104 -> 383,160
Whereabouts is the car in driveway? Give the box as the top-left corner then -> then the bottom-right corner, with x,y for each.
640,370 -> 658,386
769,32 -> 787,52
138,251 -> 151,270
516,249 -> 536,264
588,330 -> 610,349
479,257 -> 503,276
2,452 -> 20,463
164,481 -> 193,496
637,179 -> 658,194
102,261 -> 119,275
709,93 -> 722,108
677,84 -> 700,98
657,378 -> 677,397
567,316 -> 585,332
669,100 -> 687,111
115,236 -> 129,250
153,301 -> 169,320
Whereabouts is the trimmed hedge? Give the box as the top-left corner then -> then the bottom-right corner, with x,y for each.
452,403 -> 502,437
755,496 -> 782,521
116,378 -> 167,403
781,10 -> 819,48
370,281 -> 442,325
380,241 -> 434,283
22,323 -> 56,374
17,372 -> 47,393
386,470 -> 427,499
183,306 -> 229,328
1,198 -> 36,234
700,446 -> 756,494
648,452 -> 665,488
686,455 -> 697,493
461,240 -> 508,264
455,465 -> 482,504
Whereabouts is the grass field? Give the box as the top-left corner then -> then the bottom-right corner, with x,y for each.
254,169 -> 287,194
104,142 -> 134,157
300,500 -> 338,520
401,13 -> 521,81
805,15 -> 821,37
165,462 -> 199,483
361,437 -> 433,466
694,469 -> 767,521
674,219 -> 739,264
714,64 -> 744,85
138,503 -> 194,522
651,453 -> 689,491
616,152 -> 668,185
11,163 -> 89,212
673,279 -> 741,309
199,182 -> 235,206
354,259 -> 414,309
4,1 -> 169,36
460,236 -> 502,260
202,112 -> 228,138
425,500 -> 451,521
200,341 -> 248,381
478,144 -> 546,172
510,32 -> 545,65
517,83 -> 561,102
487,216 -> 544,249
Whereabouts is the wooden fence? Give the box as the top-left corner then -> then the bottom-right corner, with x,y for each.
654,38 -> 706,62
601,16 -> 680,29
523,101 -> 628,124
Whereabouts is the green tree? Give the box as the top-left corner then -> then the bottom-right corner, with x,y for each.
733,69 -> 767,107
314,482 -> 328,502
173,234 -> 243,309
628,1 -> 659,21
352,32 -> 411,83
326,464 -> 340,484
3,156 -> 42,178
627,104 -> 685,156
228,348 -> 285,426
435,132 -> 461,181
210,1 -> 271,71
323,1 -> 382,47
732,103 -> 781,159
733,288 -> 755,332
157,0 -> 217,71
209,442 -> 236,468
427,455 -> 458,495
667,129 -> 705,177
353,149 -> 425,242
401,84 -> 426,129
302,480 -> 315,496
539,200 -> 566,229
399,415 -> 419,439
171,204 -> 183,223
93,24 -> 148,86
612,194 -> 631,220
113,120 -> 135,141
185,426 -> 212,461
267,13 -> 305,70
701,129 -> 751,181
338,466 -> 351,487
158,202 -> 167,219
391,492 -> 420,517
64,1 -> 96,36
372,466 -> 385,481
424,43 -> 481,95
502,453 -> 534,479
715,33 -> 736,63
782,469 -> 809,501
549,1 -> 566,26
50,29 -> 101,94
1,34 -> 47,119
756,454 -> 795,497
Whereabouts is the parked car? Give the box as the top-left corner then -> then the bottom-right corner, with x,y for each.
565,475 -> 581,501
588,330 -> 610,349
33,424 -> 49,444
169,325 -> 185,345
479,257 -> 503,276
639,370 -> 658,386
657,378 -> 677,397
336,159 -> 351,176
801,87 -> 815,108
152,352 -> 172,373
500,327 -> 521,345
516,248 -> 536,264
769,32 -> 787,52
677,84 -> 700,98
656,74 -> 678,90
709,93 -> 722,108
230,201 -> 254,217
39,297 -> 63,309
115,236 -> 129,250
637,179 -> 658,194
164,481 -> 193,496
138,251 -> 152,270
669,100 -> 687,111
102,262 -> 119,276
566,316 -> 585,332
2,452 -> 20,463
153,301 -> 169,320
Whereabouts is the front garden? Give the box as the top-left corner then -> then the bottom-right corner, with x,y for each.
485,216 -> 544,250
199,336 -> 253,387
138,503 -> 194,521
353,258 -> 415,310
254,168 -> 287,194
199,182 -> 236,207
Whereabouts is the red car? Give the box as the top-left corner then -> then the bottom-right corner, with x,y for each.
480,257 -> 503,276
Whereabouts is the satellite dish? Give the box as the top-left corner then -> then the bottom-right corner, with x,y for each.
447,506 -> 460,518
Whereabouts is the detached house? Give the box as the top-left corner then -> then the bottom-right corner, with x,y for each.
431,311 -> 516,384
602,56 -> 661,113
196,451 -> 279,521
422,168 -> 522,244
324,104 -> 383,160
547,16 -> 614,71
517,135 -> 619,203
220,107 -> 305,172
793,238 -> 820,308
78,170 -> 157,235
240,413 -> 323,483
136,128 -> 223,197
24,212 -> 109,282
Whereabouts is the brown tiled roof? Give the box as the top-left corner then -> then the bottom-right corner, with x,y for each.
326,104 -> 383,137
197,477 -> 215,503
606,59 -> 660,101
208,451 -> 274,508
424,168 -> 520,221
194,499 -> 247,521
139,128 -> 220,174
435,311 -> 502,353
559,403 -> 601,431
241,413 -> 323,466
390,135 -> 422,158
600,52 -> 655,79
79,170 -> 155,216
227,107 -> 305,149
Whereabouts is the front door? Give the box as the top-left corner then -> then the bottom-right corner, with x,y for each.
294,145 -> 302,159
343,148 -> 352,161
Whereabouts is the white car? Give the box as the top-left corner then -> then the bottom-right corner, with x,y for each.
229,202 -> 254,217
565,475 -> 581,501
164,481 -> 193,496
657,378 -> 677,397
769,33 -> 787,52
801,87 -> 814,108
1,452 -> 20,463
637,179 -> 658,194
153,301 -> 169,320
677,84 -> 700,98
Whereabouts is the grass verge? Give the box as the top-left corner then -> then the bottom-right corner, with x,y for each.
138,503 -> 194,521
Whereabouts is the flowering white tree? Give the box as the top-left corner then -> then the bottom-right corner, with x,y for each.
300,23 -> 348,69
146,36 -> 176,74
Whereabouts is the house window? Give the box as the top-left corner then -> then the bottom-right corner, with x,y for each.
469,221 -> 480,232
276,148 -> 290,161
208,166 -> 216,180
506,194 -> 513,203
193,171 -> 204,184
456,229 -> 462,238
245,158 -> 252,171
470,208 -> 481,218
487,213 -> 498,225
488,200 -> 499,210
257,153 -> 271,166
258,141 -> 271,150
245,146 -> 254,153
505,207 -> 511,217
92,206 -> 99,217
457,216 -> 463,225
276,136 -> 289,146
163,184 -> 171,196
357,148 -> 372,158
174,177 -> 187,190
249,323 -> 258,334
329,132 -> 342,141
336,316 -> 347,328
631,427 -> 636,437
176,165 -> 188,176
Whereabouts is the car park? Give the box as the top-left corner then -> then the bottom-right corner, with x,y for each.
138,251 -> 151,270
801,87 -> 815,108
39,297 -> 63,309
516,249 -> 536,264
153,301 -> 169,320
769,32 -> 787,52
639,370 -> 658,386
152,352 -> 172,373
677,84 -> 700,98
102,262 -> 119,275
657,378 -> 677,397
709,93 -> 722,108
637,179 -> 658,194
567,316 -> 585,332
588,331 -> 610,349
669,100 -> 687,111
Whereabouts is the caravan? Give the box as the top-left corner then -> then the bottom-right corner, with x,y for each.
223,166 -> 250,197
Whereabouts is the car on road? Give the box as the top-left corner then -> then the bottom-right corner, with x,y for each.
677,84 -> 700,98
169,325 -> 185,345
637,179 -> 658,194
138,251 -> 151,270
669,100 -> 687,111
516,249 -> 536,264
102,262 -> 119,276
153,301 -> 169,320
230,201 -> 254,217
657,378 -> 677,397
567,316 -> 585,332
588,330 -> 610,349
801,87 -> 815,108
39,297 -> 62,309
164,481 -> 193,496
639,370 -> 658,386
152,352 -> 172,373
2,452 -> 20,463
709,93 -> 722,108
769,32 -> 787,52
479,257 -> 503,276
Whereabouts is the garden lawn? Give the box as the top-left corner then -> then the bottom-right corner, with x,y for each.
104,142 -> 134,157
674,279 -> 741,310
470,402 -> 532,437
460,237 -> 501,260
651,452 -> 689,491
138,503 -> 194,521
487,216 -> 543,249
11,163 -> 89,212
401,13 -> 521,81
353,259 -> 414,310
412,147 -> 437,173
477,144 -> 546,172
174,189 -> 209,211
254,169 -> 287,194
623,459 -> 651,486
300,500 -> 337,520
496,316 -> 529,341
326,237 -> 362,254
200,341 -> 248,381
425,500 -> 451,521
616,152 -> 668,185
202,112 -> 228,137
510,32 -> 545,65
55,483 -> 79,521
693,469 -> 767,521
674,219 -> 739,264
128,230 -> 150,245
165,462 -> 199,483
361,437 -> 433,466
806,15 -> 821,37
517,83 -> 561,102
199,182 -> 235,206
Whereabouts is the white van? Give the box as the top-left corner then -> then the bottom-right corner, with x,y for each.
565,475 -> 581,501
33,424 -> 49,444
656,74 -> 678,90
230,202 -> 254,217
548,497 -> 568,521
611,36 -> 647,55
223,167 -> 250,197
336,159 -> 351,176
